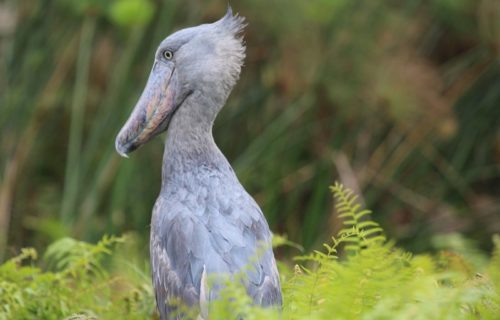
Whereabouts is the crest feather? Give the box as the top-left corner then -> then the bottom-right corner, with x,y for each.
216,5 -> 246,35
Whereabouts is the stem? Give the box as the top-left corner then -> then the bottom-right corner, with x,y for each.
60,16 -> 96,224
74,25 -> 147,236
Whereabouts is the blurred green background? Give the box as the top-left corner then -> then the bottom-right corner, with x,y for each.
1,0 -> 499,262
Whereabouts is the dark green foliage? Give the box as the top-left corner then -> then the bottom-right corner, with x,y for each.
2,0 -> 499,259
1,185 -> 498,319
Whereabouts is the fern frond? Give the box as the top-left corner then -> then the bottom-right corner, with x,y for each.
44,235 -> 125,279
330,182 -> 386,254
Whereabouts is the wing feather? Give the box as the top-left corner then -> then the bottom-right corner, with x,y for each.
150,180 -> 282,319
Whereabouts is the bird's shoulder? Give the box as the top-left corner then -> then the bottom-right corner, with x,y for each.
153,179 -> 271,258
159,163 -> 267,225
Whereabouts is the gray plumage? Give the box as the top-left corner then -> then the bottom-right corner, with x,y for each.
115,8 -> 282,320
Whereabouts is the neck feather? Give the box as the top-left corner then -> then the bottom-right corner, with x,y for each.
161,93 -> 229,186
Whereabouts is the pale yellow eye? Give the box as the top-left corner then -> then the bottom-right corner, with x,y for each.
163,50 -> 173,60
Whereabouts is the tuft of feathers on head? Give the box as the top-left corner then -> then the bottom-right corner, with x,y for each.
216,5 -> 247,37
209,5 -> 246,93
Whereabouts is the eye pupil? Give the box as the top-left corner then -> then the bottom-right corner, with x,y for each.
163,50 -> 173,60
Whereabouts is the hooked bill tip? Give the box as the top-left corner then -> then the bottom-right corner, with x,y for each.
115,138 -> 131,158
118,150 -> 129,158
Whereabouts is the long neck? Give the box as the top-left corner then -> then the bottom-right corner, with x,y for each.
161,93 -> 230,188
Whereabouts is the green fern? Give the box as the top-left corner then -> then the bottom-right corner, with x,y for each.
0,235 -> 154,320
330,182 -> 386,254
1,184 -> 499,319
44,235 -> 123,277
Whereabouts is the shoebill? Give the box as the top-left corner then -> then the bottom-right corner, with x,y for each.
115,8 -> 282,319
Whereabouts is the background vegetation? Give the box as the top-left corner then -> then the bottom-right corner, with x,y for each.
1,0 -> 499,296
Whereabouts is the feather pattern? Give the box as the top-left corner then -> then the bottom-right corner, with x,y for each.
151,149 -> 282,319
